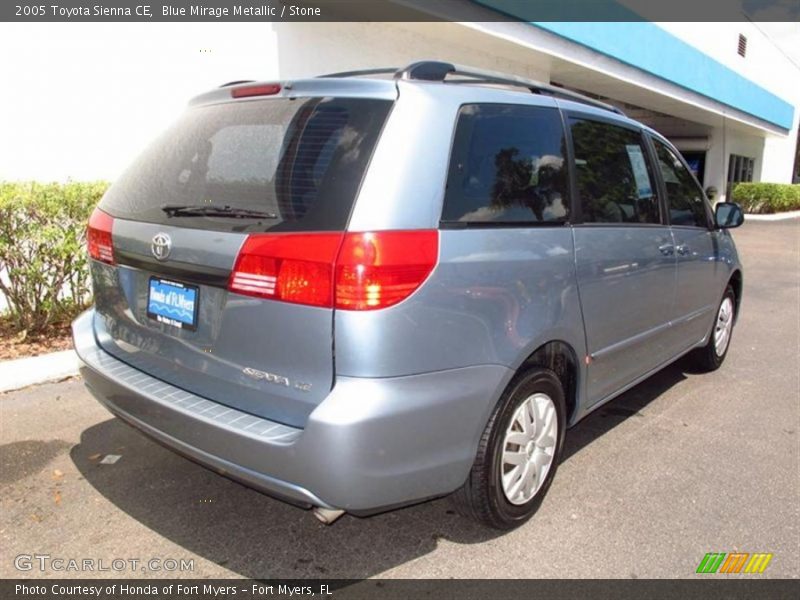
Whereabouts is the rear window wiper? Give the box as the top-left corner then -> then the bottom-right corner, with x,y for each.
162,204 -> 277,219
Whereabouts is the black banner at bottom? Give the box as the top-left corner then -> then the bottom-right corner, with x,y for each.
3,579 -> 799,600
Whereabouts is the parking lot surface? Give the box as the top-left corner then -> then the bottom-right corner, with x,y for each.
1,220 -> 798,579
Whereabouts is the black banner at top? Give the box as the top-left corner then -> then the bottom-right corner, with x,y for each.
2,0 -> 800,22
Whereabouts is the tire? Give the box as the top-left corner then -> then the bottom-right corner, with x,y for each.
450,367 -> 566,530
688,284 -> 737,372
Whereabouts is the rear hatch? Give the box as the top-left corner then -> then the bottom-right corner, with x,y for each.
89,87 -> 393,427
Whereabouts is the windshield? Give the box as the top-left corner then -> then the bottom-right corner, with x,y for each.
100,96 -> 392,233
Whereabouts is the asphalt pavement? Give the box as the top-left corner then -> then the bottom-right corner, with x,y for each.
1,219 -> 798,579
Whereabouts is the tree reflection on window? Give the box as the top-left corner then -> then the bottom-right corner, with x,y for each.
443,104 -> 569,224
569,119 -> 660,225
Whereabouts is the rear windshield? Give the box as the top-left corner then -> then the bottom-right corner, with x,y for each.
100,97 -> 392,232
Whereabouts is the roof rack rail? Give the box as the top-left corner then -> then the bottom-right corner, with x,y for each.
318,67 -> 398,79
396,61 -> 626,116
314,61 -> 625,116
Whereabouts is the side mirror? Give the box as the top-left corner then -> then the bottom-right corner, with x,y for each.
714,202 -> 744,229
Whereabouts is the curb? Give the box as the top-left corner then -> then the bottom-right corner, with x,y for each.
744,210 -> 800,221
0,350 -> 80,393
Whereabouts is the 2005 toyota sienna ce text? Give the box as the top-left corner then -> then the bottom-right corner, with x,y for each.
72,61 -> 744,529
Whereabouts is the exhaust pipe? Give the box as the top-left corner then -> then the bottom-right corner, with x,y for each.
313,507 -> 345,525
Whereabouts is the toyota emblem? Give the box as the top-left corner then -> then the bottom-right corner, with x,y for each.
151,232 -> 172,261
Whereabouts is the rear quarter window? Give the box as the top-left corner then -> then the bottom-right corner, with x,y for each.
100,97 -> 392,233
442,104 -> 569,225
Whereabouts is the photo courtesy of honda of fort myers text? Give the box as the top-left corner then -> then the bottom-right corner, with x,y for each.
1,0 -> 799,599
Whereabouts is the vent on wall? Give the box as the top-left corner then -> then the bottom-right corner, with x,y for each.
738,34 -> 747,57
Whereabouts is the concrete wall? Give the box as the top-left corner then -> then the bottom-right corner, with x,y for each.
271,22 -> 550,81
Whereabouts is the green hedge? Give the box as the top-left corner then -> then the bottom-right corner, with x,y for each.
732,182 -> 800,214
0,181 -> 110,334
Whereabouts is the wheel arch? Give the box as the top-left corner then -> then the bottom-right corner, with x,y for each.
518,340 -> 580,425
728,269 -> 743,323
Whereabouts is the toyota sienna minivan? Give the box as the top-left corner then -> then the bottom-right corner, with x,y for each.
73,61 -> 744,529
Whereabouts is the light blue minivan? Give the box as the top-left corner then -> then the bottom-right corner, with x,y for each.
73,61 -> 744,529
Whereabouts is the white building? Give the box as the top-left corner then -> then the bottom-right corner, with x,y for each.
1,17 -> 798,201
272,20 -> 800,201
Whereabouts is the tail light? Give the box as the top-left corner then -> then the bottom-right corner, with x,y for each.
87,207 -> 115,265
229,230 -> 438,310
229,233 -> 342,308
334,231 -> 438,310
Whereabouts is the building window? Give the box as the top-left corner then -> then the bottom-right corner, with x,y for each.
727,154 -> 755,197
738,34 -> 747,57
728,154 -> 755,185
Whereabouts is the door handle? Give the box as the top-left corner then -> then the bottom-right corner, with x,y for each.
658,244 -> 674,256
676,244 -> 690,256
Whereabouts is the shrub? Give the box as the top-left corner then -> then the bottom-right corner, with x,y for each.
0,181 -> 109,335
732,182 -> 800,214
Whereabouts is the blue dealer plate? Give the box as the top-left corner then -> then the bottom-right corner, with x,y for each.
147,278 -> 199,330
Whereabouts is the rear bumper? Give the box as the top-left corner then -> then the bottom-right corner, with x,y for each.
72,309 -> 512,513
